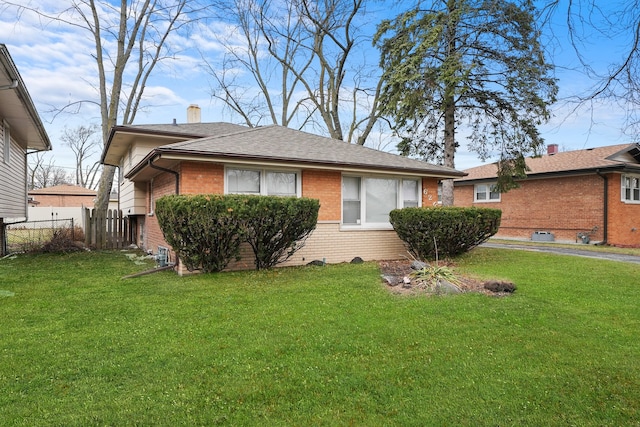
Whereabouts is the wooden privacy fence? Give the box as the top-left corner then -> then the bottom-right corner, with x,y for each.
84,208 -> 133,249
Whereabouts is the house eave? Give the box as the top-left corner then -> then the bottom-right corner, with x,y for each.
0,44 -> 51,151
454,164 -> 631,185
125,149 -> 466,182
101,126 -> 205,166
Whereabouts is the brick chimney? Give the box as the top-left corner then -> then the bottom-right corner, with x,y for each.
547,144 -> 559,155
187,104 -> 201,123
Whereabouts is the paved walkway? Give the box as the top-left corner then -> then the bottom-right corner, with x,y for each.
481,242 -> 640,264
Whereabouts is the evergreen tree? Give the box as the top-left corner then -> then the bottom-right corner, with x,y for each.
375,0 -> 558,204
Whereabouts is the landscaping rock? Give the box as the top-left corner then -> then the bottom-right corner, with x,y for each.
435,279 -> 462,295
350,257 -> 364,264
411,260 -> 429,270
381,275 -> 401,286
483,280 -> 516,293
307,259 -> 325,266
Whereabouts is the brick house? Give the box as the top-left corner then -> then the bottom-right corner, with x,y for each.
100,109 -> 464,270
28,184 -> 96,208
453,143 -> 640,246
1,44 -> 52,255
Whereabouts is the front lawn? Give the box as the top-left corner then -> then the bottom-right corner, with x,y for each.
1,249 -> 639,425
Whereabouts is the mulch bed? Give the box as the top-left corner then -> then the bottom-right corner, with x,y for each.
378,259 -> 512,297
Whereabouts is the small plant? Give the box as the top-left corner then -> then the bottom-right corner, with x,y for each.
411,263 -> 460,287
409,238 -> 461,293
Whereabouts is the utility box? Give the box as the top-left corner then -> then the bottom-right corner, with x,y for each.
531,231 -> 555,242
156,246 -> 169,267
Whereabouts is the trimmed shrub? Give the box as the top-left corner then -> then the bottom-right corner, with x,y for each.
155,194 -> 320,272
239,196 -> 320,270
389,206 -> 501,260
155,195 -> 246,272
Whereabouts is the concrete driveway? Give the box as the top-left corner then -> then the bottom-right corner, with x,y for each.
481,242 -> 640,264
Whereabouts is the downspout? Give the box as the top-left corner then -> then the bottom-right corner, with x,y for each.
146,157 -> 180,271
147,158 -> 179,195
596,169 -> 608,244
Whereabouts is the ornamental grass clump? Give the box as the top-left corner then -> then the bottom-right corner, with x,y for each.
390,206 -> 501,260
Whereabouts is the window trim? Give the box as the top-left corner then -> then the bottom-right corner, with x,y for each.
341,174 -> 422,229
621,173 -> 640,203
224,165 -> 301,197
474,183 -> 501,203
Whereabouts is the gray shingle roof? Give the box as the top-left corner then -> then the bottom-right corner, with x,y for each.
456,143 -> 640,182
124,122 -> 247,137
152,125 -> 464,177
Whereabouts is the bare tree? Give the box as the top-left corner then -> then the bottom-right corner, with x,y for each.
28,153 -> 70,189
542,1 -> 640,137
27,152 -> 47,191
60,125 -> 102,190
205,0 -> 383,145
3,0 -> 213,245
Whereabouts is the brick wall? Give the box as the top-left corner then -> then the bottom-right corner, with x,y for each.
143,161 -> 446,273
606,172 -> 640,247
302,169 -> 341,221
422,177 -> 439,207
454,174 -> 606,243
179,162 -> 224,194
144,171 -> 179,257
32,194 -> 95,208
216,221 -> 407,273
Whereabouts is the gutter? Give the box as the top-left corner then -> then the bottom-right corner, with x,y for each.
0,45 -> 52,151
596,169 -> 608,244
147,157 -> 179,195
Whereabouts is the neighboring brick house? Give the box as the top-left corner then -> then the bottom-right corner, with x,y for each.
29,184 -> 96,208
101,111 -> 464,270
453,143 -> 640,247
1,44 -> 52,255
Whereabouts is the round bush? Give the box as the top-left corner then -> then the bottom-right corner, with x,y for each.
389,206 -> 501,260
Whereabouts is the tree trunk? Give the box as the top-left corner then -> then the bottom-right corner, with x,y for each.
441,0 -> 458,206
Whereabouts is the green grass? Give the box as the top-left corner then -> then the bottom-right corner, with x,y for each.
1,249 -> 639,426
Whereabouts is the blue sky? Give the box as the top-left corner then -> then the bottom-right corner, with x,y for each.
0,0 -> 635,177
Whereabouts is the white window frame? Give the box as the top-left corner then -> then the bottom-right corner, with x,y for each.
341,174 -> 422,229
3,120 -> 10,165
225,166 -> 301,197
474,183 -> 501,202
621,174 -> 640,203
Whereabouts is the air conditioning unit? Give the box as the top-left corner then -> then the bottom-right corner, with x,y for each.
531,231 -> 555,242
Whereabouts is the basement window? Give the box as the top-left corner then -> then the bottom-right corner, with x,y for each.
622,174 -> 640,203
474,183 -> 500,202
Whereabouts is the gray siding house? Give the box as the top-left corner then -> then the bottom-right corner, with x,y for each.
1,44 -> 52,255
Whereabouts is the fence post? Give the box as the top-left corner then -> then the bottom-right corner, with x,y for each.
0,218 -> 5,257
84,208 -> 91,247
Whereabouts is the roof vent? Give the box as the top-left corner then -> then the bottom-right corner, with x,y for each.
547,144 -> 559,155
172,118 -> 177,125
